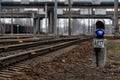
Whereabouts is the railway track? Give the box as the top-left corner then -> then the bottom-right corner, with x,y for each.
0,35 -> 55,40
0,37 -> 54,45
0,36 -> 32,39
0,38 -> 78,58
0,37 -> 92,80
0,37 -> 56,47
0,37 -> 78,52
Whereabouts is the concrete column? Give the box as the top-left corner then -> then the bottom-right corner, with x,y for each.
88,9 -> 91,34
93,39 -> 107,68
93,47 -> 107,68
33,18 -> 37,35
11,11 -> 14,34
38,17 -> 43,34
45,3 -> 48,34
68,0 -> 72,35
38,17 -> 40,34
114,0 -> 119,34
54,0 -> 57,35
36,18 -> 39,34
36,17 -> 42,34
48,10 -> 54,34
112,19 -> 115,33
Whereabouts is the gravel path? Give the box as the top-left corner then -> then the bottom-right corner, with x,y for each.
11,40 -> 120,80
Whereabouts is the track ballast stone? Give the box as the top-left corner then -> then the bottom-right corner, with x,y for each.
12,41 -> 120,80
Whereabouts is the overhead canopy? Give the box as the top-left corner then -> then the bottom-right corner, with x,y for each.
0,0 -> 115,3
0,0 -> 118,8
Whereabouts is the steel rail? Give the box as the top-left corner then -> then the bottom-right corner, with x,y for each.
0,37 -> 78,53
0,37 -> 92,68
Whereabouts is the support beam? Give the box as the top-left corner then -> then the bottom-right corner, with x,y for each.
114,0 -> 119,34
48,10 -> 54,34
32,13 -> 37,35
36,18 -> 39,34
68,0 -> 72,35
88,8 -> 91,34
54,0 -> 57,35
1,1 -> 118,8
45,3 -> 48,34
38,17 -> 43,34
111,18 -> 114,33
11,13 -> 14,34
38,17 -> 40,34
33,18 -> 37,35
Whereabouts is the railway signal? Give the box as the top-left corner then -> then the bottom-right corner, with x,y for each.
93,20 -> 107,68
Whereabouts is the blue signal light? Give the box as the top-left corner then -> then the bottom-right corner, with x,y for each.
96,29 -> 104,37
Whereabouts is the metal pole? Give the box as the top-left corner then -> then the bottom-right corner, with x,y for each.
3,7 -> 6,34
38,17 -> 40,34
54,0 -> 57,36
90,19 -> 92,34
36,18 -> 38,34
30,18 -> 32,34
0,0 -> 1,13
32,13 -> 36,36
34,18 -> 36,35
57,19 -> 59,35
0,0 -> 2,35
17,25 -> 19,34
11,9 -> 13,34
114,0 -> 119,34
45,3 -> 48,34
29,18 -> 31,34
88,8 -> 91,34
27,18 -> 29,34
68,0 -> 72,35
2,5 -> 6,35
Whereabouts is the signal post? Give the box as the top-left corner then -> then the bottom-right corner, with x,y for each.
93,20 -> 107,68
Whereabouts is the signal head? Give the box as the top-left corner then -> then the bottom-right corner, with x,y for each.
95,20 -> 105,38
95,29 -> 104,38
96,20 -> 105,29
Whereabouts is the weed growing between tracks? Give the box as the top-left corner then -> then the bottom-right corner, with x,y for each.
12,40 -> 120,80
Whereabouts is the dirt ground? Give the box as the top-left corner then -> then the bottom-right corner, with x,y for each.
12,40 -> 120,80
